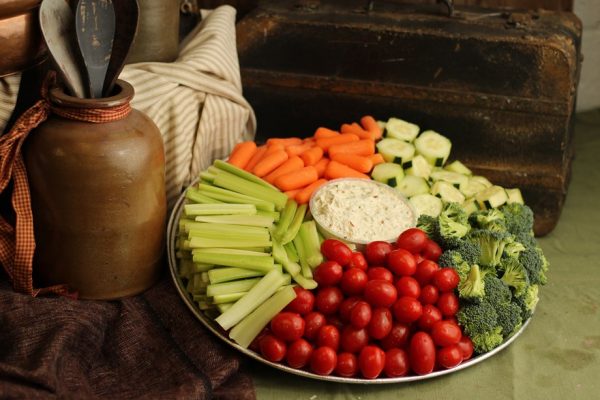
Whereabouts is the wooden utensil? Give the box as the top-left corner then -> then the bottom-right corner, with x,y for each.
39,0 -> 86,98
75,0 -> 116,98
102,0 -> 139,97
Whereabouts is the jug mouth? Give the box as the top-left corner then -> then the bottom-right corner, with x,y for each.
49,79 -> 134,109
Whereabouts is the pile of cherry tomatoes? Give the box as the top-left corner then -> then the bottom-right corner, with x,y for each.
250,228 -> 475,379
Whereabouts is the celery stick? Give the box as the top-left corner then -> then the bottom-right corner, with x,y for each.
216,302 -> 234,313
179,218 -> 196,231
197,248 -> 270,256
189,237 -> 272,249
186,188 -> 224,204
200,171 -> 216,183
184,204 -> 257,216
280,204 -> 307,245
198,183 -> 275,212
273,199 -> 297,241
207,278 -> 261,297
212,170 -> 287,210
229,285 -> 296,348
272,238 -> 301,277
213,291 -> 247,304
178,258 -> 194,279
257,210 -> 280,222
292,234 -> 312,278
188,229 -> 270,243
213,159 -> 279,191
193,215 -> 275,227
284,242 -> 300,263
299,220 -> 324,269
188,223 -> 270,237
208,267 -> 266,284
293,274 -> 318,290
191,263 -> 214,273
187,274 -> 208,294
176,250 -> 191,259
192,249 -> 274,272
197,301 -> 213,310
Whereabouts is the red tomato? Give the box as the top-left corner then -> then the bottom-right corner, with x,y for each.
359,345 -> 386,379
335,352 -> 358,377
431,320 -> 462,347
432,268 -> 460,292
340,268 -> 369,296
271,312 -> 305,342
249,327 -> 270,353
421,239 -> 442,262
396,228 -> 428,254
414,259 -> 440,286
392,296 -> 423,324
380,322 -> 411,350
350,301 -> 372,329
321,239 -> 352,266
384,348 -> 410,377
387,249 -> 417,276
316,324 -> 340,351
414,253 -> 425,264
417,304 -> 443,331
313,260 -> 343,286
365,241 -> 393,265
457,335 -> 474,361
310,346 -> 338,376
348,251 -> 368,270
326,314 -> 345,331
444,316 -> 458,326
339,296 -> 361,322
364,279 -> 398,308
437,292 -> 459,317
419,284 -> 440,305
315,286 -> 344,315
409,331 -> 436,375
259,334 -> 287,362
367,307 -> 393,340
395,276 -> 421,298
286,286 -> 315,315
367,266 -> 394,282
437,345 -> 463,369
340,326 -> 369,353
303,311 -> 326,340
286,338 -> 313,369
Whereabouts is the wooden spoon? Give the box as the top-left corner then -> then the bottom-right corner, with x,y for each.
75,0 -> 116,98
39,0 -> 86,98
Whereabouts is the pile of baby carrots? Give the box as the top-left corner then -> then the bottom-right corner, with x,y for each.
227,115 -> 384,204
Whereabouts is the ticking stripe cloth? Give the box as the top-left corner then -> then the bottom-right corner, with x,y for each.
0,74 -> 20,131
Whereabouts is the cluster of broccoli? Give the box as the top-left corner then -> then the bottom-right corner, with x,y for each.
417,202 -> 548,354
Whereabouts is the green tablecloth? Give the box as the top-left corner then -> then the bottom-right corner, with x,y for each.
251,110 -> 600,400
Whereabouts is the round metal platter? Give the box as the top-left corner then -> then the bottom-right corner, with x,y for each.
167,182 -> 532,384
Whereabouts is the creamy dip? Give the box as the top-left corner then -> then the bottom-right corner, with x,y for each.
310,179 -> 416,244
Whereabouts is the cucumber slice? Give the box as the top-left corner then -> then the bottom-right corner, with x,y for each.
384,118 -> 420,142
415,130 -> 452,167
371,163 -> 405,187
470,175 -> 493,188
430,170 -> 469,189
460,178 -> 489,198
505,188 -> 525,204
410,194 -> 443,218
395,175 -> 430,198
461,198 -> 480,216
402,155 -> 432,179
475,185 -> 508,210
377,120 -> 387,131
376,138 -> 415,164
444,160 -> 472,176
430,181 -> 466,204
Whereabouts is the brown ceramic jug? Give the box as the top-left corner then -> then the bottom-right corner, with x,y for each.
23,80 -> 166,299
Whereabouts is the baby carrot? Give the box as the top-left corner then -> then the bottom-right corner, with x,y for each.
314,127 -> 339,139
331,153 -> 374,173
253,150 -> 289,177
325,160 -> 370,180
228,141 -> 257,169
295,178 -> 328,205
275,166 -> 319,192
265,143 -> 285,156
284,189 -> 302,199
264,155 -> 304,184
314,157 -> 330,178
244,145 -> 267,171
340,122 -> 374,140
300,146 -> 324,166
328,139 -> 375,158
360,115 -> 383,140
285,142 -> 314,157
369,153 -> 385,166
267,137 -> 303,147
315,133 -> 359,152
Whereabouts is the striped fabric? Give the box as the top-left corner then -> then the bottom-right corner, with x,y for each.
0,74 -> 21,132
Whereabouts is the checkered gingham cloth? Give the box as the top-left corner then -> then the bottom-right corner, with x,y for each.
0,75 -> 131,296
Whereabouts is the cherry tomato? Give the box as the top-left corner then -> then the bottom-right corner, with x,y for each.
395,276 -> 421,298
432,268 -> 460,292
444,316 -> 458,326
270,312 -> 305,342
392,296 -> 423,323
367,266 -> 394,282
286,338 -> 313,369
409,331 -> 436,375
340,326 -> 369,353
359,345 -> 386,379
339,297 -> 361,322
315,286 -> 344,315
313,260 -> 343,286
340,268 -> 368,296
437,345 -> 463,369
414,259 -> 440,286
364,279 -> 398,308
387,249 -> 417,276
303,311 -> 326,340
431,320 -> 462,347
457,335 -> 474,361
326,314 -> 345,331
348,251 -> 368,270
365,241 -> 393,265
349,300 -> 372,329
285,286 -> 315,315
414,253 -> 425,264
316,324 -> 340,351
384,348 -> 410,377
419,284 -> 440,305
418,304 -> 443,331
259,334 -> 287,362
335,352 -> 359,377
437,292 -> 459,317
321,239 -> 352,266
249,328 -> 270,353
396,228 -> 428,254
380,322 -> 411,350
310,346 -> 338,376
367,307 -> 393,340
421,239 -> 442,262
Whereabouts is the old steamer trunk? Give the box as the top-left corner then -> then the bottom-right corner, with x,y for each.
235,0 -> 582,236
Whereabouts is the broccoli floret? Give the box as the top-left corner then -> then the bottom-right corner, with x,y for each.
500,203 -> 534,236
503,240 -> 527,260
469,209 -> 508,233
482,274 -> 512,307
458,264 -> 486,300
514,229 -> 536,248
496,302 -> 523,338
500,257 -> 529,297
470,327 -> 505,354
438,249 -> 471,280
439,204 -> 471,248
519,246 -> 548,285
512,284 -> 539,320
467,229 -> 512,268
416,214 -> 440,241
454,240 -> 481,265
457,300 -> 499,336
